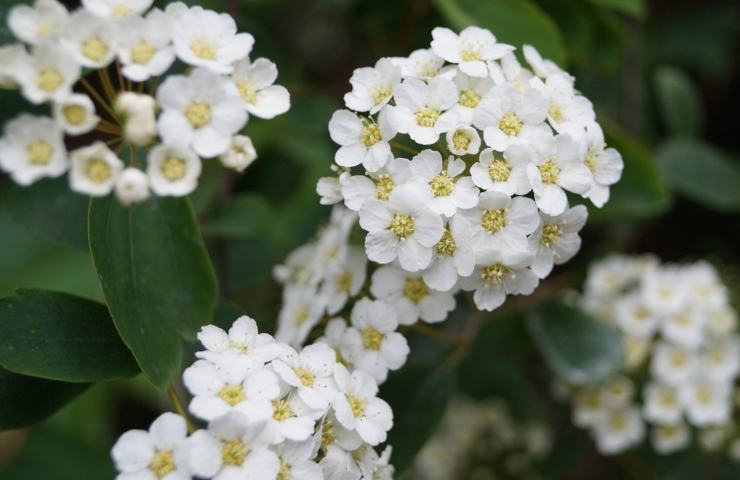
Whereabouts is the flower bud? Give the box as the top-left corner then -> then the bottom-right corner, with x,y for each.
115,167 -> 150,206
115,92 -> 157,147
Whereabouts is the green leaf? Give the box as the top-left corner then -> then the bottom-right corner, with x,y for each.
584,0 -> 645,18
4,177 -> 90,250
381,363 -> 455,474
432,0 -> 567,66
203,194 -> 274,240
590,125 -> 671,220
653,66 -> 703,137
656,138 -> 740,212
526,300 -> 624,385
88,196 -> 218,390
0,368 -> 89,430
0,289 -> 139,382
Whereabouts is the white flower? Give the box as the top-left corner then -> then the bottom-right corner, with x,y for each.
370,265 -> 455,325
683,261 -> 727,310
448,71 -> 493,125
273,438 -> 324,480
271,343 -> 337,410
316,318 -> 352,367
115,167 -> 150,206
340,157 -> 412,212
220,135 -> 258,172
52,93 -> 99,136
680,379 -> 731,426
600,375 -> 634,408
525,134 -> 593,216
146,143 -> 202,196
642,381 -> 682,425
231,57 -> 290,119
69,141 -> 124,196
421,216 -> 475,292
702,338 -> 740,383
640,265 -> 688,316
461,249 -> 538,312
157,67 -> 247,158
359,183 -> 443,272
317,174 -> 345,206
276,286 -> 328,348
528,205 -> 587,279
116,92 -> 157,147
651,341 -> 697,386
430,26 -> 513,77
473,85 -> 549,151
115,9 -> 176,82
196,315 -> 281,367
61,9 -> 117,68
572,389 -> 605,428
0,44 -> 27,88
651,423 -> 690,455
660,309 -> 705,349
187,412 -> 280,480
83,0 -> 153,18
341,298 -> 410,383
0,114 -> 67,186
344,57 -> 400,114
262,394 -> 321,444
321,246 -> 367,315
522,44 -> 568,79
15,43 -> 80,104
613,292 -> 658,338
329,108 -> 396,172
410,150 -> 478,217
445,125 -> 481,156
8,0 -> 69,45
469,146 -> 530,196
332,364 -> 393,446
489,52 -> 534,91
529,73 -> 595,134
183,351 -> 280,422
592,406 -> 645,455
112,413 -> 190,480
169,4 -> 253,74
580,123 -> 623,208
706,306 -> 737,338
392,77 -> 459,145
400,48 -> 446,79
457,191 -> 539,254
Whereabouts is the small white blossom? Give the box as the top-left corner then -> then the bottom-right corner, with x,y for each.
0,114 -> 67,185
220,135 -> 258,172
430,26 -> 513,78
461,249 -> 538,312
392,77 -> 459,145
332,364 -> 393,446
115,9 -> 176,82
580,122 -> 623,208
231,57 -> 290,119
53,93 -> 99,136
83,0 -> 153,18
271,343 -> 337,410
114,167 -> 150,206
421,216 -> 475,292
8,0 -> 69,45
410,150 -> 478,217
680,379 -> 732,426
651,423 -> 690,454
69,141 -> 124,197
344,57 -> 401,114
473,85 -> 549,151
593,406 -> 645,455
340,157 -> 411,212
61,9 -> 117,68
469,146 -> 530,195
196,315 -> 281,367
329,108 -> 396,173
15,43 -> 80,104
146,143 -> 202,196
371,265 -> 455,325
116,92 -> 158,147
528,205 -> 587,279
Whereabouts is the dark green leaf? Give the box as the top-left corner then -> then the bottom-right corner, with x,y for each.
88,196 -> 218,390
526,300 -> 624,385
203,194 -> 274,240
0,289 -> 138,382
433,0 -> 567,66
656,138 -> 740,212
0,368 -> 89,430
4,177 -> 90,250
584,0 -> 645,18
653,66 -> 702,137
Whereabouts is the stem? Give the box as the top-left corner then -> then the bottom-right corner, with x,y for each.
98,68 -> 117,102
79,76 -> 119,120
405,323 -> 464,346
167,386 -> 195,433
149,76 -> 161,96
115,61 -> 128,93
390,141 -> 419,156
129,144 -> 138,167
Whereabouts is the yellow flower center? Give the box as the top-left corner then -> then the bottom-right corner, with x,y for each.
149,450 -> 176,478
132,41 -> 156,64
548,102 -> 564,123
498,113 -> 523,136
403,277 -> 428,303
347,394 -> 367,417
237,82 -> 257,104
481,263 -> 508,284
429,171 -> 455,196
277,459 -> 291,480
452,130 -> 471,152
540,224 -> 562,247
415,107 -> 440,127
388,213 -> 414,240
294,307 -> 310,326
582,392 -> 601,409
82,38 -> 109,62
670,352 -> 687,368
373,85 -> 392,105
185,101 -> 212,128
272,399 -> 293,422
709,348 -> 725,364
336,272 -> 353,293
86,158 -> 112,183
191,39 -> 217,60
659,390 -> 676,406
111,3 -> 132,16
585,150 -> 598,171
221,439 -> 248,466
488,158 -> 511,182
37,68 -> 63,92
460,49 -> 480,62
361,122 -> 382,147
63,105 -> 87,125
458,89 -> 481,108
294,367 -> 315,387
375,175 -> 395,200
218,384 -> 245,406
435,229 -> 456,256
26,140 -> 54,166
160,156 -> 187,181
361,327 -> 385,350
481,209 -> 506,234
35,23 -> 54,38
609,412 -> 627,430
538,160 -> 560,184
696,387 -> 712,405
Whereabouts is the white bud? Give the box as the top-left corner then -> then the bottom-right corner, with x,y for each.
0,44 -> 26,88
219,135 -> 257,172
115,92 -> 157,146
115,167 -> 150,206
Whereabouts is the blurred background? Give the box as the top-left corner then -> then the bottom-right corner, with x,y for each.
1,0 -> 739,478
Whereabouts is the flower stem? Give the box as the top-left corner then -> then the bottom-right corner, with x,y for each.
98,68 -> 118,102
79,76 -> 118,120
167,385 -> 195,433
390,141 -> 419,156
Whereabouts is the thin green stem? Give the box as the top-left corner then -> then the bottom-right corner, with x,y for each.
79,76 -> 118,120
390,141 -> 419,156
167,386 -> 195,433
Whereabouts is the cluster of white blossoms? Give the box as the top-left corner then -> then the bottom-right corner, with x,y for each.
0,0 -> 289,205
111,315 -> 395,480
317,26 -> 623,312
563,255 -> 740,457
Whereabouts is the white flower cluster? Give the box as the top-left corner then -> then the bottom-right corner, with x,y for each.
566,255 -> 740,456
317,26 -> 623,312
111,315 -> 394,480
0,0 -> 289,205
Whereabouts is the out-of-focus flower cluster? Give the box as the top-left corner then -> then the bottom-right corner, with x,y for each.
317,26 -> 623,312
111,315 -> 394,480
0,0 -> 289,205
562,255 -> 740,457
410,397 -> 552,480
